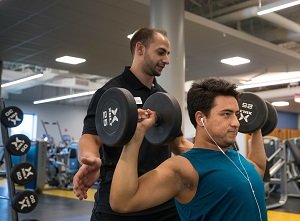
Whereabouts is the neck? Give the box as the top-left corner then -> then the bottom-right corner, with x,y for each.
130,65 -> 154,89
194,130 -> 228,152
194,142 -> 228,152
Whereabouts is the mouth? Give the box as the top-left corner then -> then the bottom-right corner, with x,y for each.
228,130 -> 238,136
157,64 -> 165,70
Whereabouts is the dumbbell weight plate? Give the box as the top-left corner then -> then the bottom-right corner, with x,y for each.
143,92 -> 182,145
96,87 -> 138,147
5,134 -> 31,156
0,106 -> 23,128
10,162 -> 36,185
238,92 -> 268,134
12,190 -> 38,213
261,101 -> 278,136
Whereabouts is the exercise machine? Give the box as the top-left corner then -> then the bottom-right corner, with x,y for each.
285,138 -> 300,198
41,120 -> 79,189
263,136 -> 288,209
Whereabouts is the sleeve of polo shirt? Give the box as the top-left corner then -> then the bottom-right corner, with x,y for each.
82,88 -> 105,135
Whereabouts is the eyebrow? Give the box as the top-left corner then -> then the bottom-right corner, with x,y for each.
221,109 -> 240,114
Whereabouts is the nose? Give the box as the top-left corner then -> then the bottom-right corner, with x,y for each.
233,115 -> 240,128
163,54 -> 170,65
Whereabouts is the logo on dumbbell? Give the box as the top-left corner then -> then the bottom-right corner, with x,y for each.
16,166 -> 34,181
4,108 -> 22,126
11,162 -> 36,185
18,194 -> 36,210
103,108 -> 118,127
1,106 -> 24,128
11,136 -> 30,153
239,102 -> 253,123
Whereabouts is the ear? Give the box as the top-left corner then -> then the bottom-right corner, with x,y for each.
136,42 -> 144,55
195,111 -> 204,126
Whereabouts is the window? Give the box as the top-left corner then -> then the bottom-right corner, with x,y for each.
10,113 -> 37,141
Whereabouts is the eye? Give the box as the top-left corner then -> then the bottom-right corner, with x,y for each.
223,112 -> 230,117
157,49 -> 167,56
158,50 -> 165,55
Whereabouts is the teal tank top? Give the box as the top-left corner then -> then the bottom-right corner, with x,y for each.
174,148 -> 268,221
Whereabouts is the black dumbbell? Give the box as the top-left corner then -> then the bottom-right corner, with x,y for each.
95,87 -> 182,147
238,92 -> 278,136
1,106 -> 23,128
10,162 -> 36,185
5,134 -> 31,156
261,101 -> 278,136
12,190 -> 38,213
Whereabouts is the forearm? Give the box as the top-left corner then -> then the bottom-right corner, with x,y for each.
247,129 -> 266,177
78,134 -> 101,163
110,128 -> 145,211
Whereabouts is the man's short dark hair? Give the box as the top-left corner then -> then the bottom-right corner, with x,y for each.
130,27 -> 167,56
187,77 -> 240,128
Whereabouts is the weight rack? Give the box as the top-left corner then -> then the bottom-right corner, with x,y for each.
0,98 -> 38,221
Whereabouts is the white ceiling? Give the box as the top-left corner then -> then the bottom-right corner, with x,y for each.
1,0 -> 300,113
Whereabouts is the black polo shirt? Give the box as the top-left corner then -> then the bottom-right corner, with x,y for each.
82,66 -> 183,215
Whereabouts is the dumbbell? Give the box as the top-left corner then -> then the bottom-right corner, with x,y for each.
1,106 -> 23,128
5,134 -> 31,156
12,190 -> 38,213
238,92 -> 278,136
95,87 -> 182,147
10,162 -> 36,185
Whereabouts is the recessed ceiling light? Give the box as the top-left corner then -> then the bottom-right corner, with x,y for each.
271,101 -> 289,107
55,56 -> 86,65
220,56 -> 250,66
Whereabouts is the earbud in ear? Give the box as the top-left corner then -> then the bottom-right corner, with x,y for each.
200,118 -> 204,124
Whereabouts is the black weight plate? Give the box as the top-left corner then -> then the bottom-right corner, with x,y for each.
95,87 -> 138,147
238,92 -> 268,134
143,92 -> 182,145
12,190 -> 38,213
261,101 -> 278,136
1,106 -> 23,128
10,162 -> 36,185
5,134 -> 31,156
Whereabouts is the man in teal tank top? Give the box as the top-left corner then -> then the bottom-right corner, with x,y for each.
110,77 -> 268,221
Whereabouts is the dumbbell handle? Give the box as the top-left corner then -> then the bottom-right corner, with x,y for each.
137,112 -> 160,127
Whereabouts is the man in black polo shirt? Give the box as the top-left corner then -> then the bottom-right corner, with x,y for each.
73,27 -> 193,221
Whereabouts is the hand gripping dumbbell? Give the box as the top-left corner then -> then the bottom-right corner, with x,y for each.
238,92 -> 278,136
95,87 -> 182,147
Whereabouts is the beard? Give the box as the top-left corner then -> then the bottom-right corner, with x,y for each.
143,52 -> 162,77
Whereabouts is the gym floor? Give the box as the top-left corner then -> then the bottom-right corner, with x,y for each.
0,178 -> 300,221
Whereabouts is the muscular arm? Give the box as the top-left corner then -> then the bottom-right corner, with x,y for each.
110,110 -> 183,213
246,129 -> 266,177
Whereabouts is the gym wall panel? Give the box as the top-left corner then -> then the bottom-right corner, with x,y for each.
277,111 -> 298,129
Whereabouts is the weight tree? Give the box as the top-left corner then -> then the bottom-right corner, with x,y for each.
0,98 -> 38,221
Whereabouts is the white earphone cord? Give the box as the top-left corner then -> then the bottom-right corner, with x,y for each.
202,121 -> 263,221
